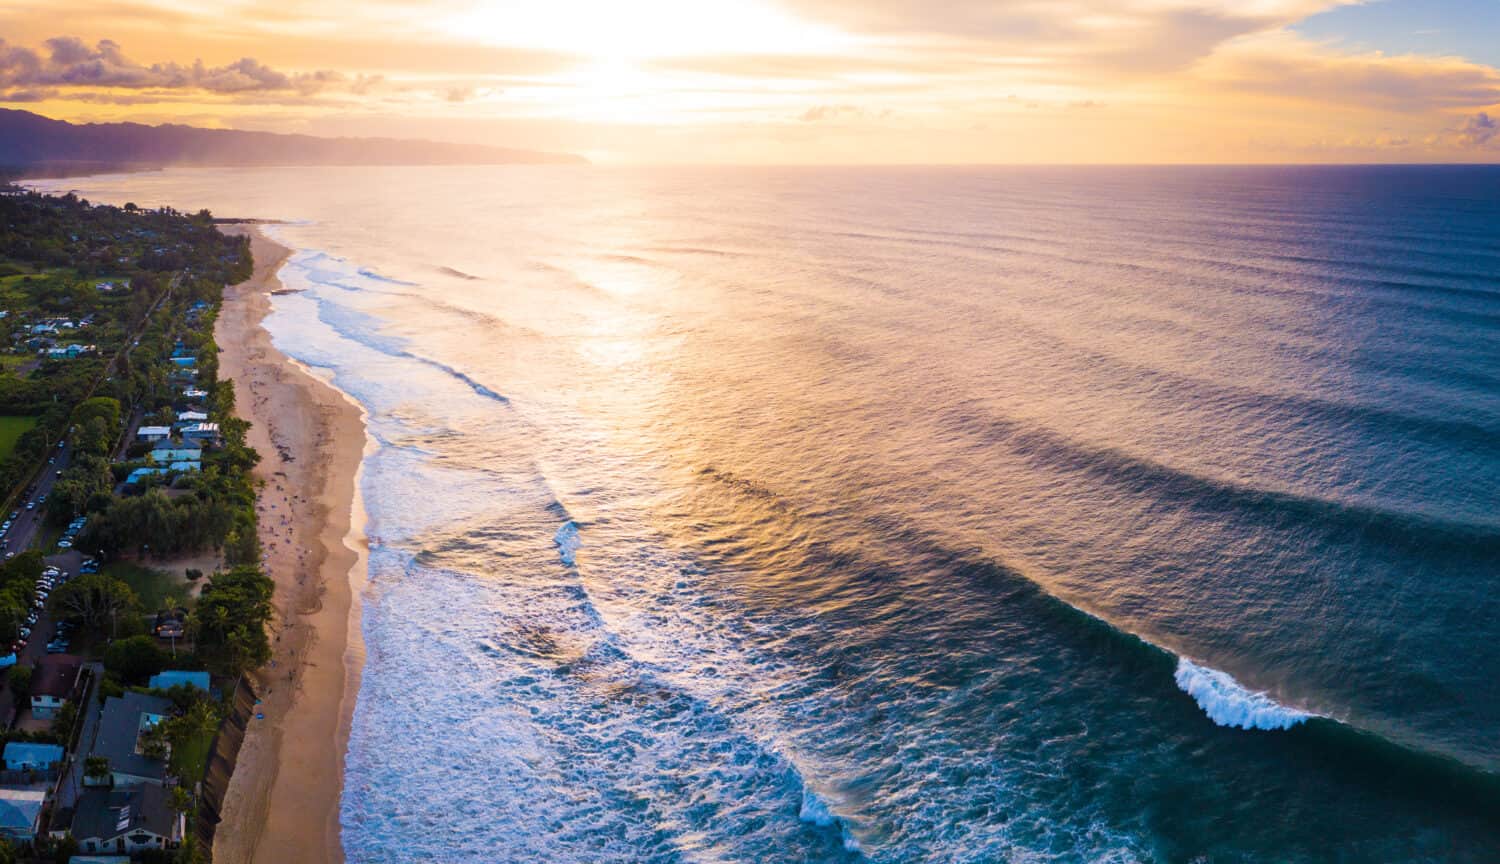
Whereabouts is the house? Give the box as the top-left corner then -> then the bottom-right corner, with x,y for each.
89,693 -> 172,787
147,671 -> 208,692
135,426 -> 171,443
181,388 -> 208,400
0,787 -> 45,842
70,785 -> 183,855
175,410 -> 208,423
124,468 -> 168,486
2,742 -> 64,771
180,423 -> 219,442
148,448 -> 201,463
31,653 -> 83,719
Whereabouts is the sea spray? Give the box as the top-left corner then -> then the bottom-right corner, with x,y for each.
1174,658 -> 1311,731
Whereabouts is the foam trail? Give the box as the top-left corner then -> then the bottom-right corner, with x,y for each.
554,520 -> 581,566
358,266 -> 418,285
1174,658 -> 1312,730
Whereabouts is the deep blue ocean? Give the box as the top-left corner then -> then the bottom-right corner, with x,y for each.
38,165 -> 1500,862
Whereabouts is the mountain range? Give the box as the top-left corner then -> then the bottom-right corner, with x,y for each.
0,109 -> 585,176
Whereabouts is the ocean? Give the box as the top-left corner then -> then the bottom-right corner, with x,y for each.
36,165 -> 1500,862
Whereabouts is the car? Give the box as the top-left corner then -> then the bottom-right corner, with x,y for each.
4,553 -> 12,560
45,643 -> 67,654
42,566 -> 59,575
23,503 -> 32,511
56,540 -> 71,549
37,495 -> 45,504
56,441 -> 63,449
7,511 -> 15,520
18,628 -> 29,638
54,470 -> 61,478
2,522 -> 10,531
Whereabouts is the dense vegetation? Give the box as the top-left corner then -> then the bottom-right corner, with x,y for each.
0,188 -> 277,862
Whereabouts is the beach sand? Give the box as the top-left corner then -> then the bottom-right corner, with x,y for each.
212,226 -> 367,864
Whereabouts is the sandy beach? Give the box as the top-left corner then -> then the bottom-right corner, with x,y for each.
212,226 -> 367,864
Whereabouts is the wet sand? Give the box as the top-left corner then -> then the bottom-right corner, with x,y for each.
212,226 -> 367,864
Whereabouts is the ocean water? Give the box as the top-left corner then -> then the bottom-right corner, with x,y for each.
37,166 -> 1500,862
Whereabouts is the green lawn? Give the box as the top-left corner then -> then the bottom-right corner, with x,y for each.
100,561 -> 192,612
0,415 -> 38,461
170,719 -> 215,785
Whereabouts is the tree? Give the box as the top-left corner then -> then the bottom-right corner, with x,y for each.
48,572 -> 139,634
192,565 -> 274,675
7,664 -> 30,698
104,634 -> 169,684
84,755 -> 111,784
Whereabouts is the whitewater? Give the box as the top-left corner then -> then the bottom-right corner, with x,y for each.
35,165 -> 1500,862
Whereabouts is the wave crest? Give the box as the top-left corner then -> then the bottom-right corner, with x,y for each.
1174,658 -> 1311,731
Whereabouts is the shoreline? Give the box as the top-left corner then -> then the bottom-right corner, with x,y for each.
211,226 -> 367,864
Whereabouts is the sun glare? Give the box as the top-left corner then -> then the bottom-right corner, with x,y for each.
443,0 -> 854,61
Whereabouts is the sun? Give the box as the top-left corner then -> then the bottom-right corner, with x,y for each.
441,0 -> 854,62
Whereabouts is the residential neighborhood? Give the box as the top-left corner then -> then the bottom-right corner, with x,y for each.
0,190 -> 268,863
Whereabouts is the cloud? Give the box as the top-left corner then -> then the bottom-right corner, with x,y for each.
0,36 -> 343,95
1450,112 -> 1499,149
1203,33 -> 1500,112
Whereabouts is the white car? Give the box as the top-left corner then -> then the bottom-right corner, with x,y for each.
56,540 -> 72,549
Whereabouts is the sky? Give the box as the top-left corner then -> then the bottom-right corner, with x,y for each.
0,0 -> 1498,163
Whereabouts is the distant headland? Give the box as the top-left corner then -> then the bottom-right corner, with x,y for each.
0,108 -> 587,178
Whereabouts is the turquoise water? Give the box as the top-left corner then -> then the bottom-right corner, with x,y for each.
39,166 -> 1500,862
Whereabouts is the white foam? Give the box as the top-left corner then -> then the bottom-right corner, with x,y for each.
1174,658 -> 1311,731
554,520 -> 581,567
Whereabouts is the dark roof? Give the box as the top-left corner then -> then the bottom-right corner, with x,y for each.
70,784 -> 176,843
90,692 -> 172,782
31,654 -> 82,699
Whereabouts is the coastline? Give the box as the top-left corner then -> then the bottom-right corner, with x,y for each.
211,226 -> 367,864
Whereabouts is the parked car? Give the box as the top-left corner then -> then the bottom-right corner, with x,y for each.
56,540 -> 71,549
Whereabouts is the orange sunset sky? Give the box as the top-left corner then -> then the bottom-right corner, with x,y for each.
2,0 -> 1498,163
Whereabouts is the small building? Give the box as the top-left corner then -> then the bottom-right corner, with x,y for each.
147,671 -> 208,692
148,448 -> 201,463
124,468 -> 168,486
0,787 -> 45,842
70,785 -> 183,855
180,423 -> 219,442
31,653 -> 83,719
90,692 -> 172,787
181,388 -> 208,400
175,410 -> 208,423
135,426 -> 171,443
2,742 -> 64,771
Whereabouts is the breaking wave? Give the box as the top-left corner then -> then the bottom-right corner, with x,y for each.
1173,658 -> 1313,730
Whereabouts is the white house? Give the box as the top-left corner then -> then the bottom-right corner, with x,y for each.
136,426 -> 171,443
31,654 -> 82,720
176,410 -> 208,423
70,785 -> 182,855
181,422 -> 219,442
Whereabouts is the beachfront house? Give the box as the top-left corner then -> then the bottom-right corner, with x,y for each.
2,742 -> 63,772
149,448 -> 201,463
135,426 -> 171,443
181,388 -> 208,400
88,692 -> 172,787
0,787 -> 45,842
175,410 -> 208,423
31,654 -> 83,719
70,785 -> 183,855
148,670 -> 209,692
181,422 -> 219,443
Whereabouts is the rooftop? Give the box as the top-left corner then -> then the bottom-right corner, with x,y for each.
70,784 -> 177,844
31,654 -> 82,699
90,692 -> 172,782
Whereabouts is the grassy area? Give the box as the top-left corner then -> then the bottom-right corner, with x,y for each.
0,415 -> 37,461
169,719 -> 215,784
100,561 -> 192,612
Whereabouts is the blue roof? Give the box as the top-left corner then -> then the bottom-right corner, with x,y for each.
2,742 -> 63,765
148,670 -> 209,691
126,467 -> 168,484
171,357 -> 196,367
